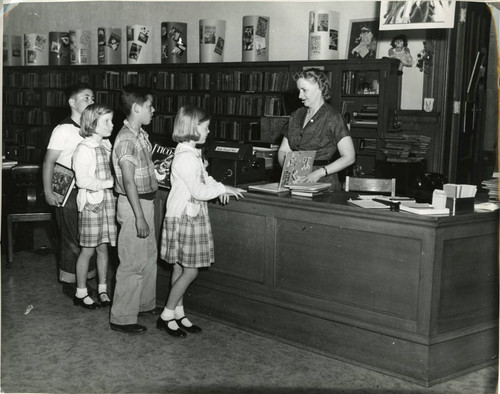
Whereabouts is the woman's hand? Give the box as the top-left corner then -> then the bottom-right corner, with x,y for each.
304,169 -> 325,183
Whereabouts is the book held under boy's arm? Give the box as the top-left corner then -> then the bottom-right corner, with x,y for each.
52,162 -> 75,207
152,143 -> 175,189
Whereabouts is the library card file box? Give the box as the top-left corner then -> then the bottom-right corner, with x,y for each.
445,197 -> 475,215
207,142 -> 266,186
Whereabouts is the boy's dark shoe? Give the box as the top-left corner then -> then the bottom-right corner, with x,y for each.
138,307 -> 162,316
110,323 -> 147,335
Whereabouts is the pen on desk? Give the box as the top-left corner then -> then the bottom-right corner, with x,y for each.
373,198 -> 401,211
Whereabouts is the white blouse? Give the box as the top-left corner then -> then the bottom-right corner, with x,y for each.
72,138 -> 114,212
165,143 -> 226,218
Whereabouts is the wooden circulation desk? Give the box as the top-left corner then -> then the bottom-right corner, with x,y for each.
155,190 -> 499,386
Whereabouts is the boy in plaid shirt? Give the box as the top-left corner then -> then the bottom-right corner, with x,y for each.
110,85 -> 158,335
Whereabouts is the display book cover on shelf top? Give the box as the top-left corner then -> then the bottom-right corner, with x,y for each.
152,143 -> 175,189
248,150 -> 323,195
52,162 -> 75,207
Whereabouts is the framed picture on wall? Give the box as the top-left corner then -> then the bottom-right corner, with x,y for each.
346,19 -> 379,60
379,1 -> 456,30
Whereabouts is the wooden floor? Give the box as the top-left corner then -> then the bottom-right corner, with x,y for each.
1,247 -> 498,393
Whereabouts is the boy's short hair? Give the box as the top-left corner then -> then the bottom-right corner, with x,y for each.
80,103 -> 113,138
120,84 -> 153,116
65,82 -> 93,101
172,105 -> 209,143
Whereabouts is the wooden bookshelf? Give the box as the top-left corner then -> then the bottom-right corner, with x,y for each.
3,59 -> 401,176
331,59 -> 401,176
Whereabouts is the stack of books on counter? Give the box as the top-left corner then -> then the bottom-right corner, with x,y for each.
288,182 -> 331,198
481,172 -> 499,202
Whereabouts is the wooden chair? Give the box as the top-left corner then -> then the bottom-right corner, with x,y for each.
6,164 -> 54,268
345,176 -> 396,197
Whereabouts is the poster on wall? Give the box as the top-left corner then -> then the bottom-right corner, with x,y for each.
379,1 -> 456,30
346,19 -> 379,59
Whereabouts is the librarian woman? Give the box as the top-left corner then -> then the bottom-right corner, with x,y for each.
277,68 -> 356,191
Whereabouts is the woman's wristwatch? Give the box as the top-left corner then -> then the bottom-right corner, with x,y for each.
322,166 -> 328,176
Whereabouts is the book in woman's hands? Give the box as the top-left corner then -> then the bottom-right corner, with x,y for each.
248,150 -> 316,195
52,163 -> 75,207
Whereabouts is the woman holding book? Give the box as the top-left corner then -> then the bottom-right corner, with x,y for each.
277,68 -> 355,191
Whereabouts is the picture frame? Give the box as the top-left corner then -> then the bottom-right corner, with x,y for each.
346,19 -> 379,60
379,1 -> 456,31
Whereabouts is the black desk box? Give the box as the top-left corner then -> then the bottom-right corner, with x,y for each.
207,142 -> 266,186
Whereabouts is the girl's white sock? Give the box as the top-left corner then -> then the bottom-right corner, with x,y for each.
98,284 -> 109,302
175,305 -> 193,327
161,308 -> 180,330
75,287 -> 94,305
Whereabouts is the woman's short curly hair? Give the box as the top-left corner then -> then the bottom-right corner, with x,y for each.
294,68 -> 331,101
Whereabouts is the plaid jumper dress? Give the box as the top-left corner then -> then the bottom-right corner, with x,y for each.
78,144 -> 117,247
161,161 -> 214,268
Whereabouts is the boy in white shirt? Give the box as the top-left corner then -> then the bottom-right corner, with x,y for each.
42,83 -> 95,297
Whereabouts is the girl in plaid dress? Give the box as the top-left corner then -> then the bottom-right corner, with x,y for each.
72,104 -> 117,309
158,105 -> 244,337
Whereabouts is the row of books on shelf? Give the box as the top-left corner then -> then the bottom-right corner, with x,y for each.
212,95 -> 287,117
216,71 -> 295,92
351,103 -> 378,125
212,120 -> 260,142
4,108 -> 54,125
9,145 -> 45,163
381,134 -> 431,163
4,90 -> 41,106
91,70 -> 212,91
150,71 -> 210,91
44,91 -> 66,107
4,127 -> 50,147
148,115 -> 175,136
155,94 -> 210,113
4,71 -> 88,89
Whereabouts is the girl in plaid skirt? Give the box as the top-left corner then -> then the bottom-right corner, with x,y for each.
72,103 -> 117,309
158,105 -> 244,337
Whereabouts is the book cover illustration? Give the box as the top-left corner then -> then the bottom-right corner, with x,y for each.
52,162 -> 75,207
152,143 -> 175,189
281,150 -> 316,186
247,150 -> 316,195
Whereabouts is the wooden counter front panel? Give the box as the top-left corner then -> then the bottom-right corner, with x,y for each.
438,231 -> 499,333
210,208 -> 267,284
275,218 -> 422,320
